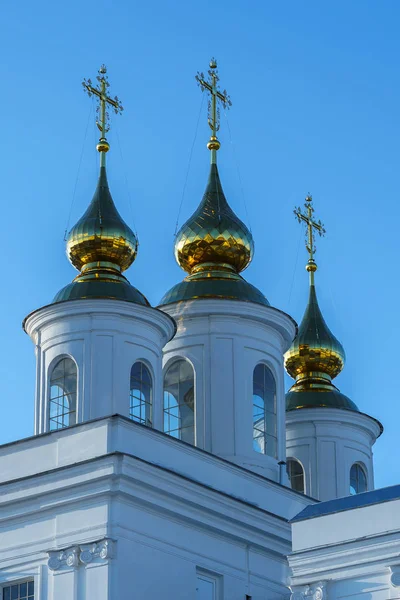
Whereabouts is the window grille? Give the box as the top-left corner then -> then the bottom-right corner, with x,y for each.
49,357 -> 77,431
252,364 -> 277,457
130,362 -> 153,426
2,580 -> 34,600
286,458 -> 305,493
164,360 -> 195,445
350,463 -> 367,495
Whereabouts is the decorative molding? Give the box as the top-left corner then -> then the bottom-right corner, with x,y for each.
48,546 -> 80,571
80,539 -> 114,564
290,581 -> 327,600
390,565 -> 400,587
48,539 -> 115,571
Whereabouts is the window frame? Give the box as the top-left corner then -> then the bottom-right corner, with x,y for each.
252,362 -> 277,458
163,358 -> 196,445
350,462 -> 368,495
286,457 -> 305,494
48,355 -> 78,432
129,361 -> 153,427
196,568 -> 222,600
0,578 -> 35,600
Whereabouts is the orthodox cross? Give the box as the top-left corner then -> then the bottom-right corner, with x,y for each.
195,58 -> 232,162
82,65 -> 123,166
294,195 -> 326,279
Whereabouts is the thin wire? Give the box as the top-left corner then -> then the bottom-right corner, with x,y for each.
64,103 -> 93,240
224,111 -> 252,232
287,225 -> 303,308
214,153 -> 221,223
174,94 -> 205,235
114,120 -> 139,240
93,96 -> 98,176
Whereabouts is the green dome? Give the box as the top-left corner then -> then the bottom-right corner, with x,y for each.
54,164 -> 147,308
160,272 -> 269,306
54,279 -> 149,306
161,158 -> 267,307
286,389 -> 359,412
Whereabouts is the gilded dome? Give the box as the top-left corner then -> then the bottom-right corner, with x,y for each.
160,163 -> 268,306
285,283 -> 345,381
67,166 -> 137,273
284,281 -> 358,412
175,163 -> 254,275
54,166 -> 147,306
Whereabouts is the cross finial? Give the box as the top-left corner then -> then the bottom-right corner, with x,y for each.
195,58 -> 232,164
82,65 -> 124,168
294,194 -> 326,284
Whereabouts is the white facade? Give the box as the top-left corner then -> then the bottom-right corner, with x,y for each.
161,299 -> 296,481
289,489 -> 400,599
24,299 -> 175,434
285,408 -> 381,500
0,415 -> 312,600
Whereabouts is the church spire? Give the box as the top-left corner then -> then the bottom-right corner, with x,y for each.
294,195 -> 326,286
160,58 -> 268,307
54,65 -> 147,306
82,65 -> 124,168
284,195 -> 358,411
173,59 -> 253,279
195,58 -> 231,164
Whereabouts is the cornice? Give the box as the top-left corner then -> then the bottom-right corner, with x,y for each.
161,298 -> 297,350
47,538 -> 115,570
23,298 -> 176,342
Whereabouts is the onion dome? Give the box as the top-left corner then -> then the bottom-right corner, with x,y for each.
175,163 -> 254,274
284,278 -> 358,412
54,65 -> 148,307
67,167 -> 138,274
284,196 -> 358,412
160,59 -> 268,307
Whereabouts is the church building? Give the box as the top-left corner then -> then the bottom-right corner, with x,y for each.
0,61 -> 398,600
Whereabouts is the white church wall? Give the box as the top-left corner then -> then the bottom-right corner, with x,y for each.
161,299 -> 296,482
289,497 -> 400,599
0,417 -> 313,600
24,299 -> 175,434
286,408 -> 381,500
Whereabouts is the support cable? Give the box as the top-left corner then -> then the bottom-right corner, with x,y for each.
114,121 -> 139,241
287,224 -> 303,308
64,103 -> 93,240
174,94 -> 205,235
224,111 -> 252,232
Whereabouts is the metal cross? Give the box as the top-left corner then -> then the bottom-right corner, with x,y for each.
82,65 -> 123,141
294,195 -> 326,263
195,58 -> 232,141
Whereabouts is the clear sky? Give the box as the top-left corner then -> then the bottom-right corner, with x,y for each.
0,0 -> 398,490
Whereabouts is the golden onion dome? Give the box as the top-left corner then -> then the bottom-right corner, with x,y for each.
159,164 -> 269,307
66,166 -> 138,273
285,282 -> 345,382
284,281 -> 358,411
175,163 -> 254,275
53,166 -> 148,306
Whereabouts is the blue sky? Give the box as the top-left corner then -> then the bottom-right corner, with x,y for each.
0,0 -> 398,489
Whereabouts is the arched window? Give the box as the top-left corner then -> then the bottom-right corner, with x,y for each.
130,362 -> 153,426
286,458 -> 305,494
350,463 -> 367,495
253,363 -> 277,457
49,357 -> 77,431
163,360 -> 195,445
